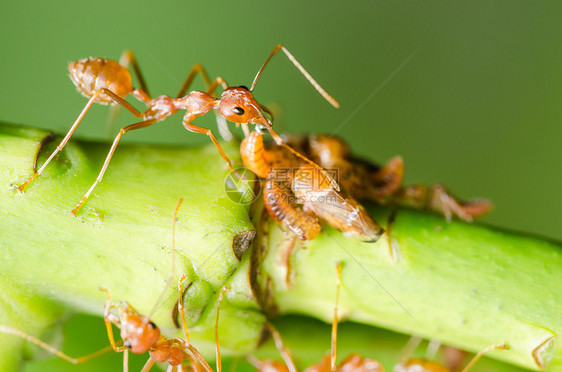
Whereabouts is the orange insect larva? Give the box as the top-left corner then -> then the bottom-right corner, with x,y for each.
264,175 -> 322,241
241,130 -> 271,178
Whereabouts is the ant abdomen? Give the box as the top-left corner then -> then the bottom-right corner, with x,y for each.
68,58 -> 133,104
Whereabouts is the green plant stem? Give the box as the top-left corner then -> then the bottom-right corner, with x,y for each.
0,123 -> 560,371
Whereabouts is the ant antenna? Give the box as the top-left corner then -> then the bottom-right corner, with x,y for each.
253,109 -> 341,191
215,286 -> 229,372
331,262 -> 343,371
250,44 -> 340,108
144,198 -> 184,324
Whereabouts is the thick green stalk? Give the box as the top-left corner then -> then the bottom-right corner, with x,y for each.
0,123 -> 559,371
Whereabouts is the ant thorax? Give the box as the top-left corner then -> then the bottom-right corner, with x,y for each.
146,95 -> 180,121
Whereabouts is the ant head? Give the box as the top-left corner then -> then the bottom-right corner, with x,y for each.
119,302 -> 161,354
217,86 -> 269,126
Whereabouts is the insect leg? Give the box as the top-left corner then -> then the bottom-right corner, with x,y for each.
99,288 -> 129,353
71,118 -> 158,215
182,121 -> 235,171
215,286 -> 229,372
107,51 -> 152,136
0,325 -> 112,364
265,323 -> 298,372
461,344 -> 507,372
18,88 -> 145,192
120,50 -> 151,98
140,357 -> 155,372
176,64 -> 228,98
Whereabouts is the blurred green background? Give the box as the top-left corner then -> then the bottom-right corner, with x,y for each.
1,1 -> 560,371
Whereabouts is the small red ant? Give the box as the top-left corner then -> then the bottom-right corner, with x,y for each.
17,45 -> 340,215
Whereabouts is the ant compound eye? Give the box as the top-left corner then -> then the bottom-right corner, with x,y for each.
148,321 -> 157,330
124,340 -> 132,349
239,85 -> 249,91
233,107 -> 245,116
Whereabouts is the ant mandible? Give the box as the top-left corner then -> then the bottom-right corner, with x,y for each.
17,45 -> 340,215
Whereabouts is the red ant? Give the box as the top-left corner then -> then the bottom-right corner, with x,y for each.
249,263 -> 507,372
16,45 -> 340,215
99,197 -> 228,371
241,130 -> 383,242
0,198 -> 228,372
100,284 -> 229,372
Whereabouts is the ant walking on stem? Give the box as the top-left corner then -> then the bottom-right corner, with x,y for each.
17,45 -> 340,215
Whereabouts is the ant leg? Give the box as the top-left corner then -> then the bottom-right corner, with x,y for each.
0,325 -> 112,364
460,344 -> 507,372
175,277 -> 213,372
265,323 -> 298,372
71,118 -> 157,215
176,64 -> 227,98
175,65 -> 235,140
331,263 -> 342,371
123,348 -> 129,372
182,121 -> 235,171
18,88 -> 146,192
99,288 -> 128,353
120,50 -> 151,98
425,339 -> 441,360
215,286 -> 229,372
140,357 -> 155,372
250,44 -> 339,108
106,51 -> 152,137
17,90 -> 100,191
206,77 -> 229,96
203,76 -> 235,141
186,345 -> 214,372
398,336 -> 423,362
177,274 -> 191,344
32,132 -> 55,173
241,123 -> 250,138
